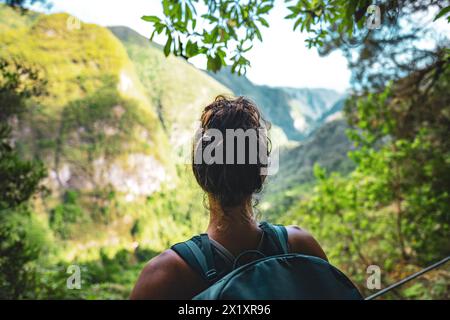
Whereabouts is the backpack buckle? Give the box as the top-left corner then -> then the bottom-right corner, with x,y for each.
206,269 -> 218,281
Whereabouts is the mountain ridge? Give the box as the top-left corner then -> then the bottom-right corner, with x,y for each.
208,67 -> 345,141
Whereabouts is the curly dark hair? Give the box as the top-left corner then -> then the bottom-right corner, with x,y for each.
192,95 -> 271,209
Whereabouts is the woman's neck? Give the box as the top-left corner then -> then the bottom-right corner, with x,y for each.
206,195 -> 262,255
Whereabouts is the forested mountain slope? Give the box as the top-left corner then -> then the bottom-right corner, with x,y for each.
261,119 -> 354,216
109,26 -> 230,152
0,7 -> 230,261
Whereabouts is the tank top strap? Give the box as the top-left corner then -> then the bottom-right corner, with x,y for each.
258,221 -> 289,255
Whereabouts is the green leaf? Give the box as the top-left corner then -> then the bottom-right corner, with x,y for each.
259,17 -> 269,27
207,55 -> 222,72
293,17 -> 302,31
434,6 -> 450,21
242,45 -> 253,53
255,28 -> 262,42
162,0 -> 171,16
163,35 -> 172,57
141,15 -> 160,23
211,27 -> 219,42
285,12 -> 298,19
258,5 -> 273,15
186,41 -> 199,58
202,14 -> 219,22
149,29 -> 157,41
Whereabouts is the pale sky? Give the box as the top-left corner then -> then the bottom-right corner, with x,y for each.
35,0 -> 352,92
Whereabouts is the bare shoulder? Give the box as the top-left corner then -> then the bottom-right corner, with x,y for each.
285,225 -> 328,261
129,249 -> 205,300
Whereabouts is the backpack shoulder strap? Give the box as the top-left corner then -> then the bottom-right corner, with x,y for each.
171,234 -> 218,282
260,221 -> 289,254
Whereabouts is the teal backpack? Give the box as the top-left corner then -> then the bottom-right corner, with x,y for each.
172,222 -> 362,300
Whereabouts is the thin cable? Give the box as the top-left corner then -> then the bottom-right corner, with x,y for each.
365,255 -> 450,300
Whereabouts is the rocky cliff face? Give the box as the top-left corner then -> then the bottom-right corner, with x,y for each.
1,10 -> 231,201
109,26 -> 231,155
1,12 -> 171,201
